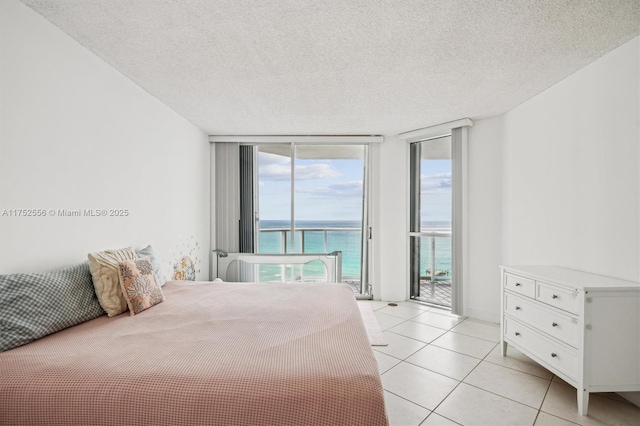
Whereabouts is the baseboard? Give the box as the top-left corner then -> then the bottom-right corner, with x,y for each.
619,392 -> 640,409
465,307 -> 500,324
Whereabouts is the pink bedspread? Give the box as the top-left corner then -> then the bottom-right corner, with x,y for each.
0,281 -> 388,426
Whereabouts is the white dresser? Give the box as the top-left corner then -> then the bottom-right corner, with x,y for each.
500,265 -> 640,415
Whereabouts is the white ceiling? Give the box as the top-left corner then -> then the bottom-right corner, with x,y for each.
21,0 -> 639,136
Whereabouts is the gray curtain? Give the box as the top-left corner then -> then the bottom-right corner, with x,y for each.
450,127 -> 465,316
239,145 -> 256,253
215,143 -> 240,253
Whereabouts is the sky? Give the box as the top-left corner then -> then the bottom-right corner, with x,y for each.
257,150 -> 452,225
258,151 -> 364,221
420,159 -> 452,225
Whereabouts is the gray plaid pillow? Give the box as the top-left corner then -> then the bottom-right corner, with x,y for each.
0,262 -> 105,352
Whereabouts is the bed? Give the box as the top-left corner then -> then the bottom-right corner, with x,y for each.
0,280 -> 388,426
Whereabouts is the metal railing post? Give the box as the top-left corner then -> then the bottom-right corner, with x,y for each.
281,230 -> 286,253
323,230 -> 328,253
430,236 -> 436,297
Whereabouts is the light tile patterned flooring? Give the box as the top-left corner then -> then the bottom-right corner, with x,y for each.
358,300 -> 640,426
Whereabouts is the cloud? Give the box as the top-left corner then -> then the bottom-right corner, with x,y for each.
438,178 -> 452,188
297,181 -> 363,198
421,172 -> 452,193
259,164 -> 291,181
258,151 -> 345,181
297,164 -> 342,180
424,172 -> 452,180
259,163 -> 341,181
421,181 -> 440,190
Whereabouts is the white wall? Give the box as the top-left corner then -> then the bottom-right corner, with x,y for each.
0,0 -> 210,279
502,37 -> 639,282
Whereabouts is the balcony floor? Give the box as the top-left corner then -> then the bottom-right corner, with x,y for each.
413,280 -> 452,308
345,279 -> 452,309
345,280 -> 362,295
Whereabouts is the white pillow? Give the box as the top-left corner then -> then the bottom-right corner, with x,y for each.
88,247 -> 138,317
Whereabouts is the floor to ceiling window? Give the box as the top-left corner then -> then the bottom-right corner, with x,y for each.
255,143 -> 370,295
409,135 -> 453,307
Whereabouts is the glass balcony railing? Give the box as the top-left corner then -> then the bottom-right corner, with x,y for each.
410,228 -> 452,307
259,227 -> 362,292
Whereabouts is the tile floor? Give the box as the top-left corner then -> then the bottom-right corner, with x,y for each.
359,300 -> 640,426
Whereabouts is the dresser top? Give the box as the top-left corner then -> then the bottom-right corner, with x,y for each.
500,265 -> 639,291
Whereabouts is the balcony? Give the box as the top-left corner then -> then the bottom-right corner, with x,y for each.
410,229 -> 452,308
259,226 -> 453,307
259,226 -> 363,292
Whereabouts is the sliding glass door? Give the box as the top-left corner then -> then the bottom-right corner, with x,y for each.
409,136 -> 453,308
255,143 -> 370,295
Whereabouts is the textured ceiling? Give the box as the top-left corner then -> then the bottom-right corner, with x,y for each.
21,0 -> 640,136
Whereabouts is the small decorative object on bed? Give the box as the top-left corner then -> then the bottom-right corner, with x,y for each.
0,281 -> 388,425
118,258 -> 165,315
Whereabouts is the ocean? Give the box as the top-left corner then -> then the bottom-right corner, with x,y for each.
258,220 -> 452,282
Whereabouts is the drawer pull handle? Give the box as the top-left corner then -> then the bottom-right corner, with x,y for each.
552,322 -> 558,327
515,306 -> 521,310
551,353 -> 558,358
514,332 -> 520,336
515,283 -> 521,287
552,294 -> 558,299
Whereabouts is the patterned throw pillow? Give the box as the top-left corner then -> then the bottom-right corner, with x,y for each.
0,262 -> 105,352
118,258 -> 165,315
136,245 -> 166,286
87,247 -> 138,317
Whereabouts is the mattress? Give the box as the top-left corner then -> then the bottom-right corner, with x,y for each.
0,281 -> 388,426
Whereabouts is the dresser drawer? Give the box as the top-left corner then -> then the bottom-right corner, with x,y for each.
504,273 -> 535,299
504,317 -> 578,380
504,293 -> 579,347
536,281 -> 579,314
